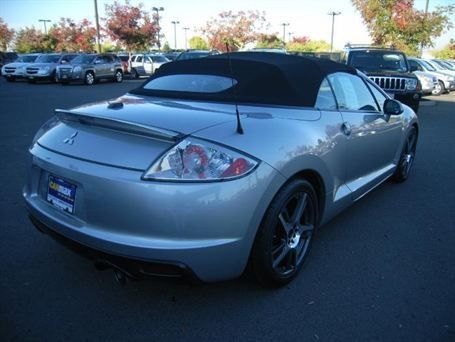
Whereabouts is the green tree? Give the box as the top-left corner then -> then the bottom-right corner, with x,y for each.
255,33 -> 283,49
433,40 -> 455,59
202,10 -> 268,51
0,17 -> 15,50
162,41 -> 171,52
189,36 -> 208,49
14,27 -> 55,53
352,0 -> 454,55
286,39 -> 330,52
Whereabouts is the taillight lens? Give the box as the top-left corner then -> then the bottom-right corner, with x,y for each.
142,138 -> 258,181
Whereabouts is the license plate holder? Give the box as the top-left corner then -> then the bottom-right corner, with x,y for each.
47,175 -> 77,214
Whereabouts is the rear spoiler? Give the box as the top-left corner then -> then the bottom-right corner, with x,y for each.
55,109 -> 184,142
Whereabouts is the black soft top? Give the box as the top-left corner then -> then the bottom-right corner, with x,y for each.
131,52 -> 357,107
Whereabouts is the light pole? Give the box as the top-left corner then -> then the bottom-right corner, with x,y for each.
328,11 -> 341,52
152,6 -> 164,50
38,19 -> 51,34
93,0 -> 101,53
420,0 -> 429,56
288,32 -> 293,42
281,23 -> 290,44
183,27 -> 189,50
171,20 -> 180,50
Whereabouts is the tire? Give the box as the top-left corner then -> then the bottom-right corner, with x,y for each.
250,179 -> 318,287
6,77 -> 15,82
132,68 -> 139,79
52,72 -> 58,83
410,100 -> 420,114
392,127 -> 418,183
114,70 -> 123,83
438,80 -> 448,94
432,81 -> 443,96
84,71 -> 95,85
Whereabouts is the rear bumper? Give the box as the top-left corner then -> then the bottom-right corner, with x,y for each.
23,144 -> 283,282
28,213 -> 198,280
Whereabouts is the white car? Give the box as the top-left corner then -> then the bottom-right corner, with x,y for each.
408,58 -> 455,95
129,54 -> 170,78
1,54 -> 41,81
413,71 -> 437,95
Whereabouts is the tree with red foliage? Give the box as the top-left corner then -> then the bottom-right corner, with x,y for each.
256,33 -> 283,49
49,18 -> 97,52
352,0 -> 454,55
0,17 -> 15,50
202,10 -> 268,51
104,0 -> 158,51
291,36 -> 311,45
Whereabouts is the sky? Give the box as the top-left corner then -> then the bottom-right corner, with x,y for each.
1,0 -> 454,52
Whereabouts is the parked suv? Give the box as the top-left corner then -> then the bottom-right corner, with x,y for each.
2,53 -> 40,81
342,46 -> 421,113
129,53 -> 169,78
56,54 -> 123,85
25,53 -> 79,82
408,58 -> 455,95
0,52 -> 18,75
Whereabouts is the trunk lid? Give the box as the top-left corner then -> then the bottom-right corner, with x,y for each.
37,94 -> 236,170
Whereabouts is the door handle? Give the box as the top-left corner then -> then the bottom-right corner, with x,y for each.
341,122 -> 352,136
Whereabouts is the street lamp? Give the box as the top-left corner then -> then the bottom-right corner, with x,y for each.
152,6 -> 164,50
183,27 -> 189,50
281,23 -> 290,44
38,19 -> 51,34
328,11 -> 341,52
171,20 -> 180,50
288,32 -> 293,42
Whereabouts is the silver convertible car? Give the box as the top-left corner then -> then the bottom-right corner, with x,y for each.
24,53 -> 418,286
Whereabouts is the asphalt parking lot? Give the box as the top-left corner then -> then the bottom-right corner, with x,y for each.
1,77 -> 454,341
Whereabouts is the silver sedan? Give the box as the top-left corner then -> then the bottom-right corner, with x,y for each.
23,53 -> 418,286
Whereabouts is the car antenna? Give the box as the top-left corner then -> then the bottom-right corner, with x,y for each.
225,41 -> 244,135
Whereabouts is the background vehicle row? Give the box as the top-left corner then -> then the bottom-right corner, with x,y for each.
57,54 -> 123,85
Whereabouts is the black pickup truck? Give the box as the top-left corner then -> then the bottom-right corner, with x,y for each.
342,46 -> 421,113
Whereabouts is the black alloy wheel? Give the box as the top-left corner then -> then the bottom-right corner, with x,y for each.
251,179 -> 318,287
392,127 -> 418,182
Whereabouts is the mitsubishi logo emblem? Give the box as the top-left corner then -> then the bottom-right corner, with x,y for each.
63,131 -> 78,145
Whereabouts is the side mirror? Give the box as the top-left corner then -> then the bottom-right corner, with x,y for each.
410,65 -> 418,72
61,60 -> 67,64
94,59 -> 102,64
383,99 -> 404,115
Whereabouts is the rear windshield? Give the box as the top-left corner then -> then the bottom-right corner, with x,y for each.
35,54 -> 61,63
71,55 -> 96,64
15,55 -> 39,63
349,51 -> 408,72
143,74 -> 237,93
